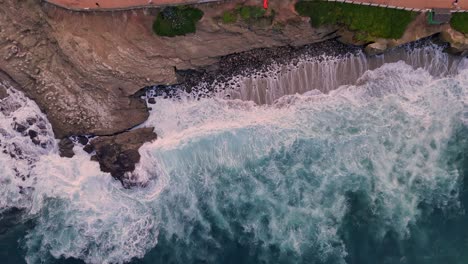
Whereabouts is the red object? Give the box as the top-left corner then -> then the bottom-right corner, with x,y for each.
263,0 -> 268,9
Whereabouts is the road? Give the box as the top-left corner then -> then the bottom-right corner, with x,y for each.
44,0 -> 468,11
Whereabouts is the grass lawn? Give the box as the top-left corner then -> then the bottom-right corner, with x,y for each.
295,0 -> 417,39
153,6 -> 204,37
451,13 -> 468,34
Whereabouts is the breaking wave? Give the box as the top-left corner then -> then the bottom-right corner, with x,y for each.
0,46 -> 467,264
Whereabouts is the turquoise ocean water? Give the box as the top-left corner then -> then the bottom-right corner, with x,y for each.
0,52 -> 467,264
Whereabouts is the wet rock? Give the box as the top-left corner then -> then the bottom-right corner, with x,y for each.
26,117 -> 36,126
83,144 -> 94,154
28,130 -> 38,139
32,138 -> 41,145
147,98 -> 156,104
90,127 -> 157,187
14,123 -> 27,133
58,138 -> 74,158
77,136 -> 89,145
36,122 -> 46,130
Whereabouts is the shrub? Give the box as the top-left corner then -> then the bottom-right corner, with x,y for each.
295,1 -> 416,39
238,6 -> 267,21
222,10 -> 238,24
451,13 -> 468,34
153,6 -> 204,37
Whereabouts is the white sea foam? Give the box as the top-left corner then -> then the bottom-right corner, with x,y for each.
0,51 -> 466,263
198,43 -> 465,104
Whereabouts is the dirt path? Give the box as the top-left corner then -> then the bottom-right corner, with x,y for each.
44,0 -> 468,11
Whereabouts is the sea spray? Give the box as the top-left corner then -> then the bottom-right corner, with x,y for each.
0,53 -> 466,263
134,62 -> 466,263
0,85 -> 56,211
178,42 -> 465,105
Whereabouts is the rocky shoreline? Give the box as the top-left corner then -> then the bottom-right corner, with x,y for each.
1,0 -> 468,184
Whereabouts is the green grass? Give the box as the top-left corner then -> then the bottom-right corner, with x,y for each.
153,6 -> 204,37
295,0 -> 417,39
451,13 -> 468,34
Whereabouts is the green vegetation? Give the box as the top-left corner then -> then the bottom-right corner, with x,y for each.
222,10 -> 238,24
220,5 -> 271,24
451,13 -> 468,34
239,6 -> 267,21
153,6 -> 204,37
295,0 -> 417,39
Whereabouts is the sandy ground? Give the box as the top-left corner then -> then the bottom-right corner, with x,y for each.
44,0 -> 468,11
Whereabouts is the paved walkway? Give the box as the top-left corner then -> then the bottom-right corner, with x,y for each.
43,0 -> 220,11
44,0 -> 468,11
352,0 -> 468,10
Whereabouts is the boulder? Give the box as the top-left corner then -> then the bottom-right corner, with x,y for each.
58,138 -> 75,158
365,41 -> 388,56
90,127 -> 157,187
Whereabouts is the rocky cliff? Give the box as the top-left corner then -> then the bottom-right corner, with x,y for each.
1,0 -> 467,181
0,0 -> 339,139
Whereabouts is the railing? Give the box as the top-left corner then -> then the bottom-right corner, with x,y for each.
324,0 -> 468,13
42,0 -> 468,13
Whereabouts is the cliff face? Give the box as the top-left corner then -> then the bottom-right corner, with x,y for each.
1,0 -> 467,140
0,0 -> 337,138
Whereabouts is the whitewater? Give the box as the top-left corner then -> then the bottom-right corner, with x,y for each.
0,44 -> 467,264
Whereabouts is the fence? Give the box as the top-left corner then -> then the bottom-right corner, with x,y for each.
42,0 -> 468,13
324,0 -> 468,13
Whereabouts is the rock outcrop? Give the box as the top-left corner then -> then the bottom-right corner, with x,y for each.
0,0 -> 338,139
0,0 -> 150,138
440,27 -> 468,55
2,0 -> 468,182
358,12 -> 451,55
88,128 -> 157,186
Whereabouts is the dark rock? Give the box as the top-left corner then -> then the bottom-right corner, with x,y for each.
90,127 -> 157,187
28,130 -> 38,139
147,98 -> 156,104
32,138 -> 40,145
83,144 -> 94,154
14,123 -> 27,133
26,117 -> 37,126
36,122 -> 47,130
77,136 -> 89,145
0,86 -> 6,100
58,138 -> 74,158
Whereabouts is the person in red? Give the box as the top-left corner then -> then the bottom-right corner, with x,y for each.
263,0 -> 268,9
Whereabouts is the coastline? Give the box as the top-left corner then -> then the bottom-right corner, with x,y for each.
1,0 -> 468,181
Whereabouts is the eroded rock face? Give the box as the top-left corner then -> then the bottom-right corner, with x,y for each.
89,128 -> 157,186
0,0 -> 150,138
440,28 -> 468,55
0,0 -> 338,139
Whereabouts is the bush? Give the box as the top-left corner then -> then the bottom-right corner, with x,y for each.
222,10 -> 238,24
153,6 -> 204,37
451,13 -> 468,34
295,1 -> 416,39
238,6 -> 266,21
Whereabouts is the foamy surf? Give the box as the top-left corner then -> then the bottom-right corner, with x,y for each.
0,47 -> 467,264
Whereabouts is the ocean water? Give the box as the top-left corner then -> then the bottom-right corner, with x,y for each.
0,50 -> 467,264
